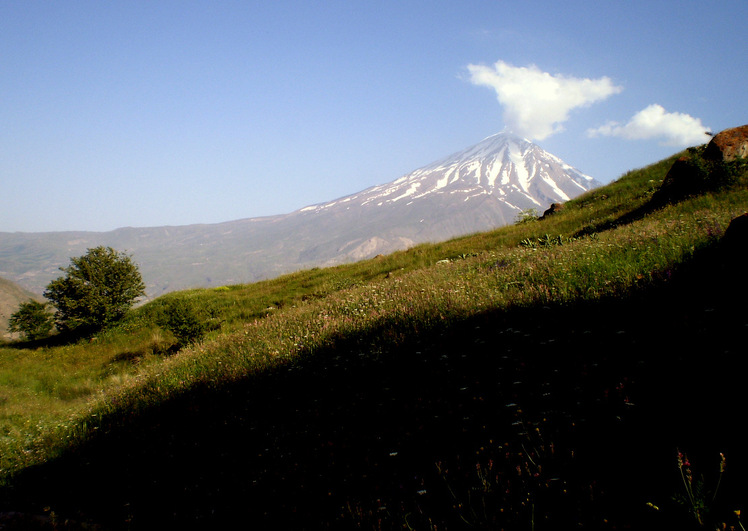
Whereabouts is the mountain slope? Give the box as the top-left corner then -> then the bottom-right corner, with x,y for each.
0,133 -> 600,297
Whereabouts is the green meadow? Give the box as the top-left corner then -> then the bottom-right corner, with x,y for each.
0,146 -> 746,530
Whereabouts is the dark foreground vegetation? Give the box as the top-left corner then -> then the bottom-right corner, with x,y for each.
1,143 -> 746,530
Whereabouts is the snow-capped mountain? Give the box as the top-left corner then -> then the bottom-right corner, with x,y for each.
290,132 -> 600,262
0,133 -> 601,296
301,132 -> 597,218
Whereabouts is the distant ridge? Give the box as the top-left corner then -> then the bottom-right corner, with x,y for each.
0,133 -> 600,297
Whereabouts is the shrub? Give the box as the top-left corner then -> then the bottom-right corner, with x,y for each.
8,300 -> 54,341
514,208 -> 540,224
156,299 -> 207,348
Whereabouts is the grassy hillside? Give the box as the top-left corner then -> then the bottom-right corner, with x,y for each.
0,146 -> 746,530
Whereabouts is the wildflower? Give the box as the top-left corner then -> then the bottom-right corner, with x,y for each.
677,450 -> 691,468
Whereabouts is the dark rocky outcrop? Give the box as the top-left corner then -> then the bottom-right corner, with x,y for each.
651,124 -> 748,207
652,156 -> 707,205
540,202 -> 564,220
721,212 -> 748,262
704,124 -> 748,162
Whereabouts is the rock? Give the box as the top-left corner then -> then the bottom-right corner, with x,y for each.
651,124 -> 748,207
653,156 -> 705,205
540,203 -> 564,220
704,124 -> 748,162
721,212 -> 748,261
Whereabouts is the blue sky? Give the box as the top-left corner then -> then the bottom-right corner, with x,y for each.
2,0 -> 746,232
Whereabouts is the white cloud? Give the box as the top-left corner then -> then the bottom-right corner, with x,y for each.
588,104 -> 710,146
466,61 -> 623,141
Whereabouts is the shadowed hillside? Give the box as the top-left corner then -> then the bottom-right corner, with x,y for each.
4,269 -> 746,530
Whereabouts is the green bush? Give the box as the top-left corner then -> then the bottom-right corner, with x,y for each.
155,299 -> 207,348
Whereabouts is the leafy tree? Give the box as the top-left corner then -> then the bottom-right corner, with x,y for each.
8,300 -> 54,341
44,246 -> 146,334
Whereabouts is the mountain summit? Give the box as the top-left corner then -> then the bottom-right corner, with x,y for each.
313,132 -> 596,212
0,133 -> 600,296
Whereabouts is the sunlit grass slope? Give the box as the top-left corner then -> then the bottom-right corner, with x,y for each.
0,146 -> 746,529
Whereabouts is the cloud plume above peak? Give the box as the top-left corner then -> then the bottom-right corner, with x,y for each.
587,104 -> 711,146
467,61 -> 622,141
